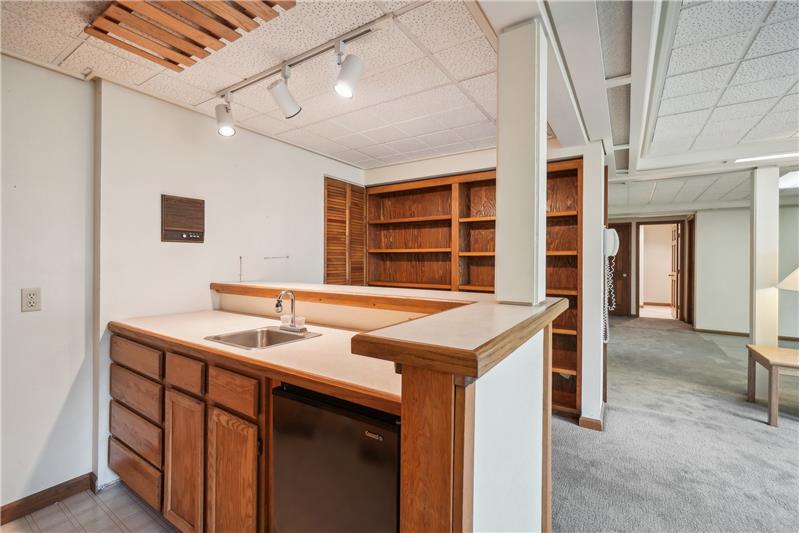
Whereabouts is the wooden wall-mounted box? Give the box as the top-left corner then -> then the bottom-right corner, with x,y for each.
161,194 -> 204,243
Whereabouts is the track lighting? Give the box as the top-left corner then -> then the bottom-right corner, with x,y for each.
269,65 -> 302,119
334,41 -> 363,99
215,93 -> 235,137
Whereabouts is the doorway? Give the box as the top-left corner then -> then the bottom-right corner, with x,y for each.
638,222 -> 680,319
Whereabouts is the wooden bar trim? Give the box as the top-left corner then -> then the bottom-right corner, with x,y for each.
542,324 -> 552,533
152,1 -> 241,42
352,297 -> 568,378
93,17 -> 196,66
104,5 -> 210,58
84,27 -> 183,71
367,170 -> 497,195
195,1 -> 259,31
234,1 -> 278,21
210,282 -> 468,314
117,1 -> 224,50
1,473 -> 96,525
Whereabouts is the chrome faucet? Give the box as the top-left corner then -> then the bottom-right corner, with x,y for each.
275,290 -> 306,333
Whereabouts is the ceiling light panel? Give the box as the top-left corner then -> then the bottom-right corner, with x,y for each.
596,0 -> 632,79
397,1 -> 482,52
434,37 -> 497,81
672,1 -> 768,47
746,18 -> 799,58
666,32 -> 749,76
460,72 -> 497,119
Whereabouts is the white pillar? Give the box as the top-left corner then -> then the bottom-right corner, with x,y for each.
751,166 -> 780,345
495,20 -> 548,304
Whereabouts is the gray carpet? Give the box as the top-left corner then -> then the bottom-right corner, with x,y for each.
552,318 -> 799,533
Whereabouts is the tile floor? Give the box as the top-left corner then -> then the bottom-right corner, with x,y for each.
3,483 -> 175,532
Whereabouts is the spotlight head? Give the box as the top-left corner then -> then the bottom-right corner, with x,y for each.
268,78 -> 302,119
215,102 -> 236,137
334,54 -> 363,99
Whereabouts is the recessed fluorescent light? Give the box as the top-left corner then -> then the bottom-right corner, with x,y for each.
779,170 -> 799,189
735,152 -> 799,163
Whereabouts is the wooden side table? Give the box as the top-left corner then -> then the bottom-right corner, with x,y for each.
746,344 -> 799,426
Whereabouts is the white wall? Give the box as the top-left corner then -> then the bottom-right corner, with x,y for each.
695,209 -> 750,333
779,205 -> 798,338
94,81 -> 362,485
1,56 -> 94,504
641,224 -> 673,304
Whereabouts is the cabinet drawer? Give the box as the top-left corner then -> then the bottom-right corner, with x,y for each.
111,335 -> 162,381
109,436 -> 162,511
207,367 -> 258,418
111,364 -> 163,423
110,400 -> 162,469
165,353 -> 205,396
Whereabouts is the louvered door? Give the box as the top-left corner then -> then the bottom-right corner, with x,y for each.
324,177 -> 366,285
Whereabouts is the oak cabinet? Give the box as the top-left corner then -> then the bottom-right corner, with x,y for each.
324,177 -> 366,285
206,406 -> 259,533
163,390 -> 205,533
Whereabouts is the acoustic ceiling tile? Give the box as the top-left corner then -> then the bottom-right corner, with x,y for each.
697,173 -> 749,201
746,18 -> 799,59
363,124 -> 408,144
767,0 -> 799,23
347,21 -> 425,79
773,93 -> 800,112
267,104 -> 326,128
658,91 -> 719,116
614,149 -> 629,171
231,77 -> 280,114
722,177 -> 753,200
304,137 -> 349,155
471,136 -> 496,150
653,109 -> 709,140
334,132 -> 376,149
61,41 -> 161,86
2,0 -> 105,38
165,60 -> 243,95
380,153 -> 415,165
454,121 -> 496,142
394,115 -> 448,136
360,158 -> 386,168
397,0 -> 482,52
385,137 -> 427,153
719,75 -> 797,105
359,57 -> 449,104
376,1 -> 418,15
296,1 -> 384,41
692,132 -> 745,150
596,0 -> 632,78
650,179 -> 686,203
731,49 -> 799,85
278,128 -> 325,146
673,175 -> 717,202
627,182 -> 655,204
370,84 -> 471,123
419,129 -> 463,148
667,32 -> 748,76
435,104 -> 487,129
241,113 -> 293,136
306,119 -> 354,139
700,116 -> 762,136
280,51 -> 340,101
335,108 -> 388,131
197,26 -> 282,79
662,64 -> 734,98
1,8 -> 78,65
649,137 -> 694,155
360,143 -> 400,159
332,149 -> 371,163
403,147 -> 439,159
745,110 -> 799,140
432,141 -> 475,155
673,1 -> 767,47
608,183 -> 628,206
709,98 -> 778,122
138,73 -> 215,106
434,37 -> 496,81
608,84 -> 631,145
460,72 -> 497,119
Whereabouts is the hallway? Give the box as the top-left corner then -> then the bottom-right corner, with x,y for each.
552,317 -> 798,533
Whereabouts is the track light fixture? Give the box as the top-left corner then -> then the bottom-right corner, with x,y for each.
269,65 -> 302,119
215,93 -> 236,137
334,41 -> 363,99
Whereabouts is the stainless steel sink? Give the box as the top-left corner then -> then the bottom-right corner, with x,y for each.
205,326 -> 320,350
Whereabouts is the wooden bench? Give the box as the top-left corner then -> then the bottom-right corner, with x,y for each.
746,344 -> 799,426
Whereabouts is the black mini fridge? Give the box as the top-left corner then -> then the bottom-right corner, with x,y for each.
272,385 -> 399,533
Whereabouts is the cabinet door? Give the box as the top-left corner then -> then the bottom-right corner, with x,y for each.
206,406 -> 258,533
324,177 -> 366,285
163,390 -> 205,533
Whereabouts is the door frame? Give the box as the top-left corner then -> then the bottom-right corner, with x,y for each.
634,219 -> 691,321
607,222 -> 633,317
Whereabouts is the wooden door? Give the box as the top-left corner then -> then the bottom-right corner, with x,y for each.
608,223 -> 631,316
324,177 -> 366,285
206,406 -> 258,533
670,224 -> 681,319
163,390 -> 205,533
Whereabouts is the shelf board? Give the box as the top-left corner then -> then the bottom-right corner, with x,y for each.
546,289 -> 578,296
553,328 -> 578,336
546,210 -> 578,218
368,248 -> 451,254
552,404 -> 580,418
369,281 -> 451,290
459,216 -> 496,223
552,367 -> 577,376
546,250 -> 578,256
368,215 -> 451,225
458,251 -> 495,257
458,284 -> 494,293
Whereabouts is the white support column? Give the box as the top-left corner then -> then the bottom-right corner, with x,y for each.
495,20 -> 548,305
751,166 -> 780,346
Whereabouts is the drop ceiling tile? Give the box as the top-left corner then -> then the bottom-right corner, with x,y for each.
281,50 -> 341,101
363,125 -> 408,144
790,82 -> 799,94
419,129 -> 463,148
662,64 -> 735,98
296,1 -> 384,41
397,0 -> 482,52
709,98 -> 778,122
332,149 -> 371,163
667,32 -> 748,76
434,105 -> 487,129
700,116 -> 762,137
745,110 -> 799,140
334,132 -> 376,149
773,93 -> 799,112
650,180 -> 685,203
693,132 -> 746,150
767,0 -> 799,23
61,41 -> 161,86
360,158 -> 386,168
731,49 -> 799,85
627,182 -> 655,204
432,141 -> 475,155
138,73 -> 213,106
300,135 -> 349,155
460,72 -> 497,118
278,128 -> 327,149
454,121 -> 496,142
306,120 -> 354,139
608,183 -> 628,206
165,61 -> 243,95
596,0 -> 632,78
267,101 -> 327,128
1,8 -> 78,65
471,136 -> 496,150
231,77 -> 280,114
434,37 -> 496,81
697,173 -> 749,201
197,28 -> 280,79
614,149 -> 630,171
394,115 -> 447,136
385,137 -> 427,153
380,153 -> 416,165
347,20 -> 426,78
649,137 -> 694,155
673,1 -> 767,47
673,175 -> 717,202
2,1 -> 105,38
747,18 -> 799,59
659,91 -> 719,115
241,113 -> 293,136
376,1 -> 418,15
360,143 -> 400,159
719,75 -> 797,105
302,92 -> 365,121
194,98 -> 261,122
371,84 -> 471,123
359,57 -> 449,104
335,109 -> 388,132
653,111 -> 707,140
722,177 -> 753,200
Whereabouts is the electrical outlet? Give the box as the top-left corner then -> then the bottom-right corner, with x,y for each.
21,288 -> 41,312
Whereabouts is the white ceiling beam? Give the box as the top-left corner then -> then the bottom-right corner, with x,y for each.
627,0 -> 660,175
609,199 -> 751,217
605,74 -> 631,88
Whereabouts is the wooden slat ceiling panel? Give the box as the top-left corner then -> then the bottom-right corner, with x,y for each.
84,0 -> 293,72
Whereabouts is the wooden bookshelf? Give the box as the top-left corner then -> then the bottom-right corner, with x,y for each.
366,171 -> 496,292
546,158 -> 583,416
